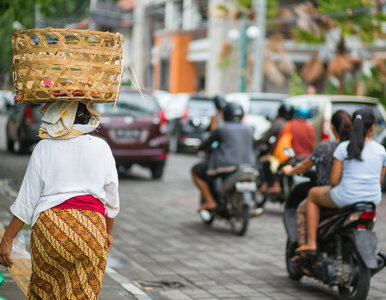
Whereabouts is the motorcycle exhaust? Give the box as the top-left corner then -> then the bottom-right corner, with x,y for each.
371,252 -> 386,277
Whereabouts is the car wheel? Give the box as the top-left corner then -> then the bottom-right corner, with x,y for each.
150,162 -> 165,180
6,136 -> 14,152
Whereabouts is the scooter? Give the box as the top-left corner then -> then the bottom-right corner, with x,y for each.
283,172 -> 386,299
255,147 -> 308,209
199,164 -> 258,236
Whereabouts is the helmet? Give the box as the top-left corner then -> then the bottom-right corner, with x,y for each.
213,95 -> 226,112
294,105 -> 311,119
223,102 -> 244,122
278,104 -> 294,121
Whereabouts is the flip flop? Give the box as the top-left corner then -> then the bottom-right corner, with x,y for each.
295,245 -> 317,257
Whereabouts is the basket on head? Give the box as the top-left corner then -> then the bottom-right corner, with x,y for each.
12,27 -> 124,104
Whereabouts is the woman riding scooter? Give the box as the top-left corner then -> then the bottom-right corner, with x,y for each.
298,107 -> 386,254
282,110 -> 352,248
191,102 -> 255,211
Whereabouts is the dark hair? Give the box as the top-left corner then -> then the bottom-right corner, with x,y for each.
331,110 -> 351,141
347,107 -> 375,160
213,95 -> 226,112
74,102 -> 90,125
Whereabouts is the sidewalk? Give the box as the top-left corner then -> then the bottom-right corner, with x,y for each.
0,265 -> 25,300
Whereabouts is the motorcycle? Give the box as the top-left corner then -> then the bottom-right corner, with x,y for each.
283,171 -> 386,299
255,145 -> 308,209
199,164 -> 258,236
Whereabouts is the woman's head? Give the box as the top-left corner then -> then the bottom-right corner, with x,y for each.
330,110 -> 352,141
347,107 -> 376,160
74,102 -> 91,125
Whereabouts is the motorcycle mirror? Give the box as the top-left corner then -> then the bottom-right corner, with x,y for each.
284,147 -> 295,158
268,135 -> 276,144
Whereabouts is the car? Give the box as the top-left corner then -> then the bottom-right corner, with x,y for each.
225,92 -> 288,140
283,95 -> 386,143
168,94 -> 216,153
6,103 -> 43,153
93,89 -> 169,179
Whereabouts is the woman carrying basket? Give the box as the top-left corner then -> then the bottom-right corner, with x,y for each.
0,101 -> 119,299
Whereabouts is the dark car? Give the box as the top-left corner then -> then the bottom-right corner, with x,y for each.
94,90 -> 169,179
6,103 -> 43,153
168,95 -> 216,152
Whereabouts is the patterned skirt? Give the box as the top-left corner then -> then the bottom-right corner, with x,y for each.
27,209 -> 108,300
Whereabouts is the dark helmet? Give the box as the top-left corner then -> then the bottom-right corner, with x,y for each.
294,104 -> 312,119
278,104 -> 294,121
223,102 -> 244,122
213,95 -> 226,112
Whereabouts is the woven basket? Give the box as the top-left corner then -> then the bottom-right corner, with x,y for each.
12,28 -> 124,104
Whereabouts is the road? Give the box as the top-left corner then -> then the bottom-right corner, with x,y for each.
0,133 -> 386,299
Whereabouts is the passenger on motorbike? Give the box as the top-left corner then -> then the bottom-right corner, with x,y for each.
257,104 -> 294,194
191,102 -> 255,212
264,104 -> 316,194
298,107 -> 386,254
209,95 -> 226,131
281,110 -> 352,246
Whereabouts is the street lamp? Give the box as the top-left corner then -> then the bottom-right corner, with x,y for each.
228,21 -> 260,93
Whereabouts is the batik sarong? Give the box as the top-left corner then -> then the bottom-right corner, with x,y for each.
28,209 -> 108,299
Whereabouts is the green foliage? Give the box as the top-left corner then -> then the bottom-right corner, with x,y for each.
292,28 -> 325,44
289,72 -> 305,96
237,0 -> 278,19
297,0 -> 384,45
0,0 -> 89,86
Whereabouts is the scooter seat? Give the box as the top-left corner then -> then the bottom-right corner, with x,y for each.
220,165 -> 258,194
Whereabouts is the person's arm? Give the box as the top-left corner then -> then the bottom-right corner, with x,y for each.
198,129 -> 220,151
330,158 -> 343,187
105,217 -> 114,252
381,166 -> 386,185
281,158 -> 314,176
0,216 -> 25,268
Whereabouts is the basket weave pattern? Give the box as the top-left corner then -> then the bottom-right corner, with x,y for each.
12,28 -> 124,103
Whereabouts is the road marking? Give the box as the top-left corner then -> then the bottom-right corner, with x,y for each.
105,266 -> 153,300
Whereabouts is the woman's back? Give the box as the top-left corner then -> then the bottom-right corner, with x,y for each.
331,140 -> 386,206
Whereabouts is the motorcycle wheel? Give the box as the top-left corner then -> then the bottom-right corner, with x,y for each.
199,195 -> 214,226
339,250 -> 371,300
229,192 -> 249,236
285,239 -> 303,281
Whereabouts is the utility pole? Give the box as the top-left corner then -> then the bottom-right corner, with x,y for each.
239,10 -> 248,92
251,0 -> 266,92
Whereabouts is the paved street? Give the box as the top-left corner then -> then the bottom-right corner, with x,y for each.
0,146 -> 386,299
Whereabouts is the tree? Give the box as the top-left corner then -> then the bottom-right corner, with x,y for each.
0,0 -> 90,88
292,0 -> 386,94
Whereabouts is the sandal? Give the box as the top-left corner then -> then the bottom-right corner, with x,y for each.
295,245 -> 317,257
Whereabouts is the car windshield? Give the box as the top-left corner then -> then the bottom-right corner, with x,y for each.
332,102 -> 386,125
188,98 -> 216,117
96,93 -> 159,116
249,99 -> 282,119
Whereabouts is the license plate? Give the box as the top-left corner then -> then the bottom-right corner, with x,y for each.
116,128 -> 141,139
235,181 -> 257,192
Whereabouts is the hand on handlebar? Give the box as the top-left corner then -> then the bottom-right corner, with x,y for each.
281,164 -> 294,176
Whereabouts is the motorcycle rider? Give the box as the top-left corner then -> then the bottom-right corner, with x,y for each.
191,102 -> 255,212
257,104 -> 294,194
209,95 -> 226,131
265,104 -> 316,194
281,110 -> 352,247
298,107 -> 386,254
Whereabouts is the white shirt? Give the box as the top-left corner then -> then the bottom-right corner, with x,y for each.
11,135 -> 120,226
